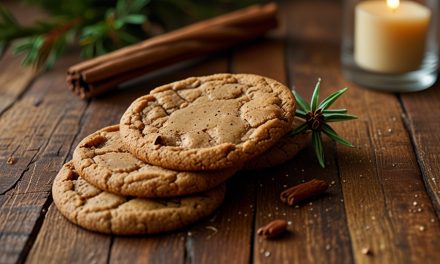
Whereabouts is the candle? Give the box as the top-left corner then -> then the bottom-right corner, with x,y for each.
355,0 -> 431,73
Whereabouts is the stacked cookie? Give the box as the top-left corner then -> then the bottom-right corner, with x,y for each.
52,73 -> 309,235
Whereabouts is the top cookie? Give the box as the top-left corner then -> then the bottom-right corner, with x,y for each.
120,73 -> 296,171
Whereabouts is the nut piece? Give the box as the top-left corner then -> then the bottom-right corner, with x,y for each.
7,156 -> 16,165
257,219 -> 288,239
280,179 -> 329,206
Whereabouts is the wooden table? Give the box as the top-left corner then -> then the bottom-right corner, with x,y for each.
1,0 -> 439,263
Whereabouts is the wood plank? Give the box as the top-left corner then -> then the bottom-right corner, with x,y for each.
25,204 -> 111,264
232,36 -> 354,263
0,1 -> 46,115
0,52 -> 36,115
400,88 -> 440,216
0,54 -> 88,264
283,1 -> 440,263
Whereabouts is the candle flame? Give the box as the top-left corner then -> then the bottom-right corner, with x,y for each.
387,0 -> 400,11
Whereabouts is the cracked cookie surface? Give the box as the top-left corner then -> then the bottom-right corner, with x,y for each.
120,73 -> 296,171
52,162 -> 226,235
73,125 -> 237,197
243,118 -> 311,170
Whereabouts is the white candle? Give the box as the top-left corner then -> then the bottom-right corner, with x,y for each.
355,0 -> 431,73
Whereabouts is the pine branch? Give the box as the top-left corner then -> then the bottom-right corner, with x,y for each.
1,0 -> 263,69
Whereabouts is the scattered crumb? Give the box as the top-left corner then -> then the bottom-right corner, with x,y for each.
331,181 -> 335,185
187,232 -> 193,237
414,194 -> 419,198
419,225 -> 425,231
413,201 -> 418,206
361,247 -> 372,255
387,128 -> 392,133
205,226 -> 218,234
371,216 -> 376,220
431,219 -> 435,223
264,251 -> 271,257
7,156 -> 16,165
325,244 -> 331,251
287,221 -> 292,225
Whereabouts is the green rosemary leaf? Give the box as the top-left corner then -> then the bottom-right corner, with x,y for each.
318,87 -> 347,110
295,109 -> 307,118
310,78 -> 321,112
293,90 -> 311,112
323,109 -> 347,114
322,124 -> 354,147
324,113 -> 357,122
121,14 -> 147,24
290,122 -> 308,136
312,131 -> 325,168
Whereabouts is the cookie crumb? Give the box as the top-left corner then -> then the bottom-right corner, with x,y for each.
7,156 -> 16,165
361,247 -> 372,255
264,251 -> 271,257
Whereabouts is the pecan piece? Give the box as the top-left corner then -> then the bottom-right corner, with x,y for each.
257,219 -> 288,239
280,179 -> 328,206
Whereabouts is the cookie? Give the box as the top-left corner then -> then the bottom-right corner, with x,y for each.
120,73 -> 296,171
52,162 -> 226,235
243,119 -> 311,170
73,125 -> 237,197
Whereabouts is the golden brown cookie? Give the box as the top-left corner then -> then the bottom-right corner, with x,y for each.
73,125 -> 237,197
52,162 -> 226,235
120,73 -> 296,171
243,119 -> 311,170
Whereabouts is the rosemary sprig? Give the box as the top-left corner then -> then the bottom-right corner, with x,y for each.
291,78 -> 357,168
0,0 -> 263,69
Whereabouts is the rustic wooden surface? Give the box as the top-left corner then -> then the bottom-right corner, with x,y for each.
1,0 -> 440,263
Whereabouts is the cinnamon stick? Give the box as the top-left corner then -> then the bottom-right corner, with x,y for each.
67,3 -> 278,99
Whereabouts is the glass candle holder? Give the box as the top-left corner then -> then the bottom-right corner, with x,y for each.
341,0 -> 438,92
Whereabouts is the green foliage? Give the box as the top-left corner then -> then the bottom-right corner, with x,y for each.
292,79 -> 357,168
1,0 -> 263,68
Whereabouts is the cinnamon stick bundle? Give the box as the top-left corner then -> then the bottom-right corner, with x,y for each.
67,3 -> 278,99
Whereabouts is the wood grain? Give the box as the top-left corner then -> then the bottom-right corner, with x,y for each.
0,52 -> 36,115
400,89 -> 440,216
0,54 -> 87,264
26,204 -> 111,264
